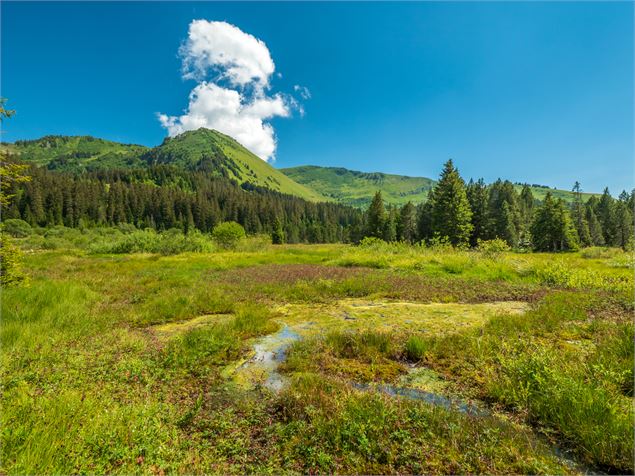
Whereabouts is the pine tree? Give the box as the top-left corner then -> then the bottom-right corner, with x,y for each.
614,199 -> 634,250
383,206 -> 398,242
585,204 -> 605,246
530,193 -> 579,251
365,191 -> 386,239
518,185 -> 535,246
571,181 -> 591,247
396,201 -> 417,243
466,178 -> 488,246
271,217 -> 285,244
486,180 -> 521,246
416,201 -> 432,241
596,188 -> 616,245
428,160 -> 473,246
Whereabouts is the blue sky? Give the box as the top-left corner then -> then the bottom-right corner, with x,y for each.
2,1 -> 633,193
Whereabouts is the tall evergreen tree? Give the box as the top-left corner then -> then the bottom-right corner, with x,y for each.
415,201 -> 433,242
518,184 -> 535,247
466,178 -> 488,246
486,180 -> 521,246
396,201 -> 417,243
571,181 -> 591,247
530,193 -> 579,251
585,203 -> 605,246
596,188 -> 616,245
383,206 -> 398,242
428,159 -> 473,246
614,199 -> 634,250
365,191 -> 386,239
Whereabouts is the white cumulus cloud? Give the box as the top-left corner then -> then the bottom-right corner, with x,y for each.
159,20 -> 307,162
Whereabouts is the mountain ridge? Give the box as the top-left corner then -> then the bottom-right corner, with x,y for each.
4,128 -> 600,206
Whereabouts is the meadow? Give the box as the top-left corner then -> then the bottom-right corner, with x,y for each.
1,227 -> 633,474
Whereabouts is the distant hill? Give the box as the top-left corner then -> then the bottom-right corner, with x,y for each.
5,129 -> 325,202
281,165 -> 598,207
280,165 -> 435,207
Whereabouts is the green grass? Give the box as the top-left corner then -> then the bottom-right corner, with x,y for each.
1,237 -> 632,474
280,165 -> 435,207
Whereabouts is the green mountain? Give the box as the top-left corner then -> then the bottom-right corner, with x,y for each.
5,130 -> 599,207
142,129 -> 325,201
280,165 -> 435,207
4,135 -> 148,170
6,129 -> 325,202
281,165 -> 598,207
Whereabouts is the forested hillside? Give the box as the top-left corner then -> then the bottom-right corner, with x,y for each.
2,164 -> 362,243
5,129 -> 325,202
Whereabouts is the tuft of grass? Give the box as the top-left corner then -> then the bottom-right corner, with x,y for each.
404,335 -> 427,361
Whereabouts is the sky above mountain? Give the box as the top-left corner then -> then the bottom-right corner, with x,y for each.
2,1 -> 633,193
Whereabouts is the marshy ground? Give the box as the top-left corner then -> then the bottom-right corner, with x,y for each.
1,240 -> 633,474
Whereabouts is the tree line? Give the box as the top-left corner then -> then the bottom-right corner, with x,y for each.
4,158 -> 632,250
3,163 -> 364,244
361,160 -> 634,251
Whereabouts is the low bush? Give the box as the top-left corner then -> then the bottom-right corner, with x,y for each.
211,222 -> 246,250
2,219 -> 32,238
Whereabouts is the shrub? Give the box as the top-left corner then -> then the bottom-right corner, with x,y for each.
477,238 -> 511,258
211,222 -> 246,250
2,219 -> 32,238
0,232 -> 28,286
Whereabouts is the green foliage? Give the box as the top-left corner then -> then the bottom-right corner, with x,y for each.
211,221 -> 246,250
91,228 -> 214,255
396,201 -> 417,243
476,238 -> 511,258
0,233 -> 28,286
428,160 -> 473,246
365,191 -> 386,239
530,193 -> 579,251
2,219 -> 32,238
271,218 -> 285,244
404,335 -> 427,361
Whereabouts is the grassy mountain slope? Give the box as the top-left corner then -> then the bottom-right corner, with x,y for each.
280,165 -> 435,207
143,129 -> 325,201
6,131 -> 599,206
282,165 -> 598,207
4,135 -> 148,171
6,129 -> 325,202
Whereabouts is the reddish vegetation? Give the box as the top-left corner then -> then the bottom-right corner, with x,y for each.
217,264 -> 547,304
220,264 -> 367,285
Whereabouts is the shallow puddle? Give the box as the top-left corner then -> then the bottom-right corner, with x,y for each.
228,299 -> 528,391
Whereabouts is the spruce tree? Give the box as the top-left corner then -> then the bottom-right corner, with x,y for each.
271,217 -> 285,244
596,188 -> 616,245
571,181 -> 591,247
429,159 -> 473,246
585,204 -> 605,246
530,193 -> 579,251
614,200 -> 634,250
365,191 -> 386,239
518,184 -> 535,247
397,201 -> 417,243
466,178 -> 488,246
383,206 -> 398,242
